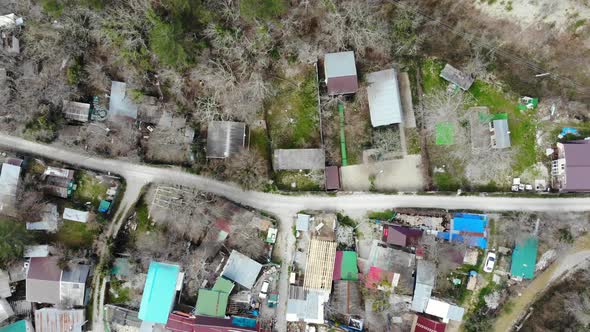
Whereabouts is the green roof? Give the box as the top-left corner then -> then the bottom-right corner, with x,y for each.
435,122 -> 454,145
195,289 -> 229,318
0,320 -> 28,332
510,236 -> 538,279
138,261 -> 180,323
212,277 -> 235,293
492,112 -> 508,120
341,251 -> 359,281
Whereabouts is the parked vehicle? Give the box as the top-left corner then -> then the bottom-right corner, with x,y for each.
259,281 -> 270,299
483,252 -> 496,273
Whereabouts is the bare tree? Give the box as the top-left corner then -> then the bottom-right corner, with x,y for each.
222,150 -> 269,190
372,126 -> 402,160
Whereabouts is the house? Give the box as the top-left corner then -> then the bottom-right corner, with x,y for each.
324,51 -> 358,95
366,69 -> 403,127
0,163 -> 21,216
411,260 -> 436,312
424,298 -> 465,323
221,251 -> 263,290
0,298 -> 13,323
206,121 -> 247,159
412,315 -> 446,332
331,280 -> 362,316
43,167 -> 75,199
109,81 -> 139,120
552,140 -> 590,192
34,308 -> 85,332
26,257 -> 90,306
437,213 -> 488,249
303,239 -> 337,292
325,166 -> 341,191
138,261 -> 181,324
286,286 -> 326,324
383,225 -> 423,247
62,100 -> 90,123
166,313 -> 267,332
26,204 -> 59,232
63,208 -> 89,223
510,236 -> 538,280
333,251 -> 358,281
0,320 -> 34,332
490,113 -> 511,149
439,64 -> 474,91
195,289 -> 229,318
273,149 -> 325,171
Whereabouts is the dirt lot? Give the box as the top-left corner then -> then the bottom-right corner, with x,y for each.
340,156 -> 425,192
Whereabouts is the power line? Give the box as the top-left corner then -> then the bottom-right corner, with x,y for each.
391,1 -> 589,93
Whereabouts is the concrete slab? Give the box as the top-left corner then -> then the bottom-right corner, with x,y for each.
340,155 -> 424,192
398,72 -> 416,128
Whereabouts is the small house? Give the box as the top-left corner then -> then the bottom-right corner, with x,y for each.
26,257 -> 90,306
324,51 -> 358,95
195,289 -> 229,318
490,113 -> 511,149
411,260 -> 436,312
296,214 -> 310,232
138,261 -> 181,324
366,69 -> 403,127
383,225 -> 423,247
439,64 -> 474,91
206,121 -> 246,159
552,140 -> 590,192
510,236 -> 538,280
221,250 -> 262,290
43,167 -> 75,199
333,251 -> 358,281
273,149 -> 325,171
286,286 -> 326,324
62,100 -> 90,123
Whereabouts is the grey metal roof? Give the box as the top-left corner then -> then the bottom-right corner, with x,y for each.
0,163 -> 20,212
492,119 -> 511,149
206,121 -> 246,159
0,269 -> 10,298
286,287 -> 324,323
109,81 -> 138,120
26,204 -> 59,232
325,51 -> 357,79
221,250 -> 262,289
563,141 -> 590,192
447,304 -> 465,321
411,283 -> 432,312
62,100 -> 90,122
440,64 -> 474,91
23,245 -> 52,258
273,149 -> 325,171
0,298 -> 13,323
296,214 -> 310,231
367,69 -> 403,127
61,264 -> 90,284
411,260 -> 436,312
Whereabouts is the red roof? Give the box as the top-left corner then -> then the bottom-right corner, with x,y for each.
383,225 -> 423,247
365,266 -> 393,289
333,251 -> 343,280
327,76 -> 358,95
166,313 -> 267,332
414,315 -> 446,332
325,166 -> 340,191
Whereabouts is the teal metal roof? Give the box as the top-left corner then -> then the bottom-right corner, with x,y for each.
510,236 -> 538,279
0,320 -> 28,332
138,261 -> 180,323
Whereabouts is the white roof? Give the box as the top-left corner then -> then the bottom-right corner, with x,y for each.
0,14 -> 17,29
425,298 -> 465,322
63,208 -> 89,223
324,51 -> 357,79
296,214 -> 310,231
0,269 -> 10,298
24,245 -> 52,258
0,163 -> 21,210
0,298 -> 14,323
367,69 -> 403,127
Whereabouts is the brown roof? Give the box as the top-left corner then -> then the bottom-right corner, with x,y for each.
383,225 -> 423,247
27,257 -> 60,281
325,166 -> 340,191
563,141 -> 590,192
26,257 -> 61,304
327,75 -> 358,95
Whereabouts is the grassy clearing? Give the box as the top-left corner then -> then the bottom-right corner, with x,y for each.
108,278 -> 131,304
274,170 -> 321,191
56,221 -> 99,250
266,66 -> 321,149
134,198 -> 155,234
250,127 -> 271,161
367,209 -> 396,220
405,127 -> 421,154
74,171 -> 109,206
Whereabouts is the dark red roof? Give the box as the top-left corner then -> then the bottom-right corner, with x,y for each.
325,166 -> 340,191
333,251 -> 343,280
563,141 -> 590,191
166,313 -> 265,332
414,315 -> 446,332
383,225 -> 423,247
327,75 -> 358,95
27,257 -> 61,281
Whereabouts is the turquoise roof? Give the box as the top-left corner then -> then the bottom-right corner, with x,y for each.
0,320 -> 28,332
510,237 -> 538,279
138,261 -> 180,323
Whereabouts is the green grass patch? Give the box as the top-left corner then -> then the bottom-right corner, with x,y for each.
41,0 -> 64,18
250,127 -> 271,161
435,122 -> 455,145
108,278 -> 131,304
337,213 -> 357,228
240,0 -> 287,22
274,170 -> 321,191
405,127 -> 421,154
420,58 -> 446,93
266,66 -> 321,149
368,209 -> 396,221
56,221 -> 99,250
434,172 -> 461,191
134,198 -> 155,233
74,171 -> 109,207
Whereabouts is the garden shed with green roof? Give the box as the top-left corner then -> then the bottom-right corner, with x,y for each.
333,251 -> 359,281
0,320 -> 33,332
510,236 -> 538,280
195,289 -> 229,318
138,261 -> 181,323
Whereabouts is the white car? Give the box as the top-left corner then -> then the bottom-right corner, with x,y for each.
483,252 -> 496,273
259,281 -> 270,299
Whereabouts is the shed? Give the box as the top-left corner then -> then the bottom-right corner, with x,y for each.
34,308 -> 85,332
195,289 -> 229,318
491,118 -> 511,149
0,269 -> 9,298
273,149 -> 325,171
0,298 -> 13,323
366,69 -> 402,127
60,264 -> 90,306
62,100 -> 90,123
0,163 -> 21,214
324,51 -> 358,95
98,200 -> 111,213
324,166 -> 340,191
26,204 -> 59,232
62,208 -> 89,223
296,214 -> 310,232
333,251 -> 358,281
383,225 -> 423,247
510,236 -> 538,280
413,315 -> 446,332
206,121 -> 246,159
138,261 -> 180,323
109,81 -> 138,120
0,320 -> 34,332
265,228 -> 278,244
439,64 -> 474,91
221,251 -> 262,290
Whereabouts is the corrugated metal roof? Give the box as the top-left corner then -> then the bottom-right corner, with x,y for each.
26,204 -> 59,232
367,69 -> 403,127
206,121 -> 246,159
324,51 -> 357,79
195,289 -> 229,318
440,64 -> 474,91
62,100 -> 90,123
23,245 -> 51,258
62,208 -> 89,223
324,166 -> 340,191
414,315 -> 446,332
510,236 -> 538,279
492,119 -> 511,149
0,298 -> 13,323
138,261 -> 180,323
212,277 -> 234,294
221,251 -> 262,290
0,163 -> 20,210
109,81 -> 138,120
452,213 -> 487,233
296,214 -> 310,231
34,308 -> 84,332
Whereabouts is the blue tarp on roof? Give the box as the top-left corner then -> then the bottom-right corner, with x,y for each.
437,232 -> 488,249
138,261 -> 180,323
452,213 -> 487,233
